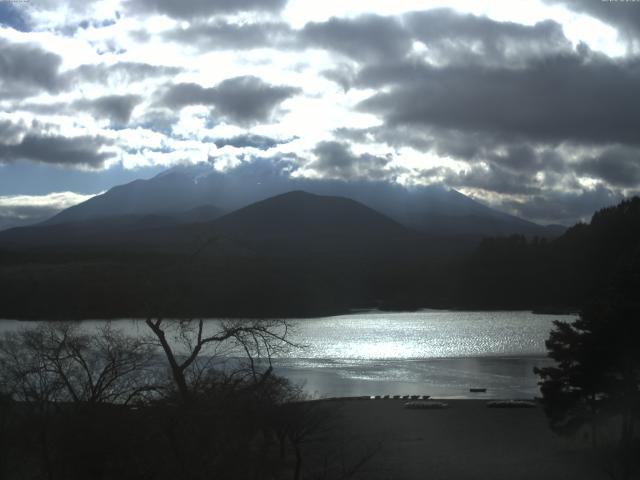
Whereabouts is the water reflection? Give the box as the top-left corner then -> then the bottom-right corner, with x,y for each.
272,356 -> 554,399
0,310 -> 572,398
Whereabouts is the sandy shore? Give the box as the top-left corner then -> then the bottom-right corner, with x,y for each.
301,398 -> 606,480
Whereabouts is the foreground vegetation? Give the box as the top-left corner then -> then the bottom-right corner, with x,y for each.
0,320 -> 373,480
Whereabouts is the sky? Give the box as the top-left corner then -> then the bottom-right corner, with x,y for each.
1,0 -> 639,228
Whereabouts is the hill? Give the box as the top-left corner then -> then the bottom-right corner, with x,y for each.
457,197 -> 640,310
201,190 -> 422,258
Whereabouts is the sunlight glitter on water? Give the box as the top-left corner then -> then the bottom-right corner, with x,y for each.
281,310 -> 571,360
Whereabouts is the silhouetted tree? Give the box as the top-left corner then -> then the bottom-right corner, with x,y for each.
144,317 -> 294,402
536,265 -> 640,478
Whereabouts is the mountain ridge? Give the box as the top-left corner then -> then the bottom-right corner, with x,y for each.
39,163 -> 563,239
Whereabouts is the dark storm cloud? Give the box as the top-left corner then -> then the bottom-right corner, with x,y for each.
125,0 -> 287,19
9,95 -> 142,125
479,144 -> 566,175
300,14 -> 412,63
213,134 -> 293,150
210,77 -> 299,124
160,76 -> 300,125
577,146 -> 640,188
356,54 -> 640,146
444,164 -> 542,196
501,185 -> 627,225
297,9 -> 570,69
335,124 -> 574,196
164,21 -> 292,51
0,38 -> 63,98
404,10 -> 571,66
309,141 -> 394,180
0,129 -> 115,168
548,0 -> 640,39
0,35 -> 180,99
74,94 -> 142,124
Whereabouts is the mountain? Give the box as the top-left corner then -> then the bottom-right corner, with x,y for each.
0,191 -> 423,258
41,163 -> 563,238
0,190 -> 439,318
0,203 -> 224,251
200,190 -> 422,258
1,190 -> 634,319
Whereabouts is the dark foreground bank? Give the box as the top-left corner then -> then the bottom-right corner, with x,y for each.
304,398 -> 605,480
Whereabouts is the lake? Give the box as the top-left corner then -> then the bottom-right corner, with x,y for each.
0,310 -> 573,399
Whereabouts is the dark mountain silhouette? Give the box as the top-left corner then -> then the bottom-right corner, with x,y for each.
199,190 -> 422,258
0,202 -> 224,251
0,190 -> 436,318
41,163 -> 563,238
0,195 -> 636,319
0,191 -> 422,258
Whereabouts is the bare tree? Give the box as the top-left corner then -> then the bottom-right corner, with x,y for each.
0,322 -> 159,406
144,317 -> 294,402
0,323 -> 161,480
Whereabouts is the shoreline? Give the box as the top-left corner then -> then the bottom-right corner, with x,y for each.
301,398 -> 603,480
0,307 -> 577,322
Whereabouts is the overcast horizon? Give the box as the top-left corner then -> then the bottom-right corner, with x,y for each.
1,0 -> 640,228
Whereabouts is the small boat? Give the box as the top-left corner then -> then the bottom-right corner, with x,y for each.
470,388 -> 487,393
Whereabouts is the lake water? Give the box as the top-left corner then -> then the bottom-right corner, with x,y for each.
0,310 -> 573,399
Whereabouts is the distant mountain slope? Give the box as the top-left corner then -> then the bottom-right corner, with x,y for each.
45,168 -> 218,225
0,203 -> 224,250
0,191 -> 423,258
42,163 -> 563,238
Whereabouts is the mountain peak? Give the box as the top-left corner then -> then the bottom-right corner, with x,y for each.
37,165 -> 563,238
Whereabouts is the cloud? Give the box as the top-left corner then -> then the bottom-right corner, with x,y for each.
0,35 -> 179,100
445,164 -> 543,196
300,14 -> 411,63
499,185 -> 627,225
160,76 -> 300,125
213,134 -> 293,150
308,141 -> 393,180
356,54 -> 640,146
74,94 -> 142,124
0,38 -> 63,98
0,191 -> 96,231
125,0 -> 287,19
577,146 -> 640,188
68,62 -> 182,85
7,94 -> 142,125
299,9 -> 570,70
404,10 -> 571,66
547,0 -> 640,39
0,128 -> 115,168
0,2 -> 30,32
163,20 -> 292,51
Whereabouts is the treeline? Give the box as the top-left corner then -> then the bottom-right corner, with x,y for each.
459,197 -> 640,310
0,198 -> 637,318
0,251 -> 456,319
